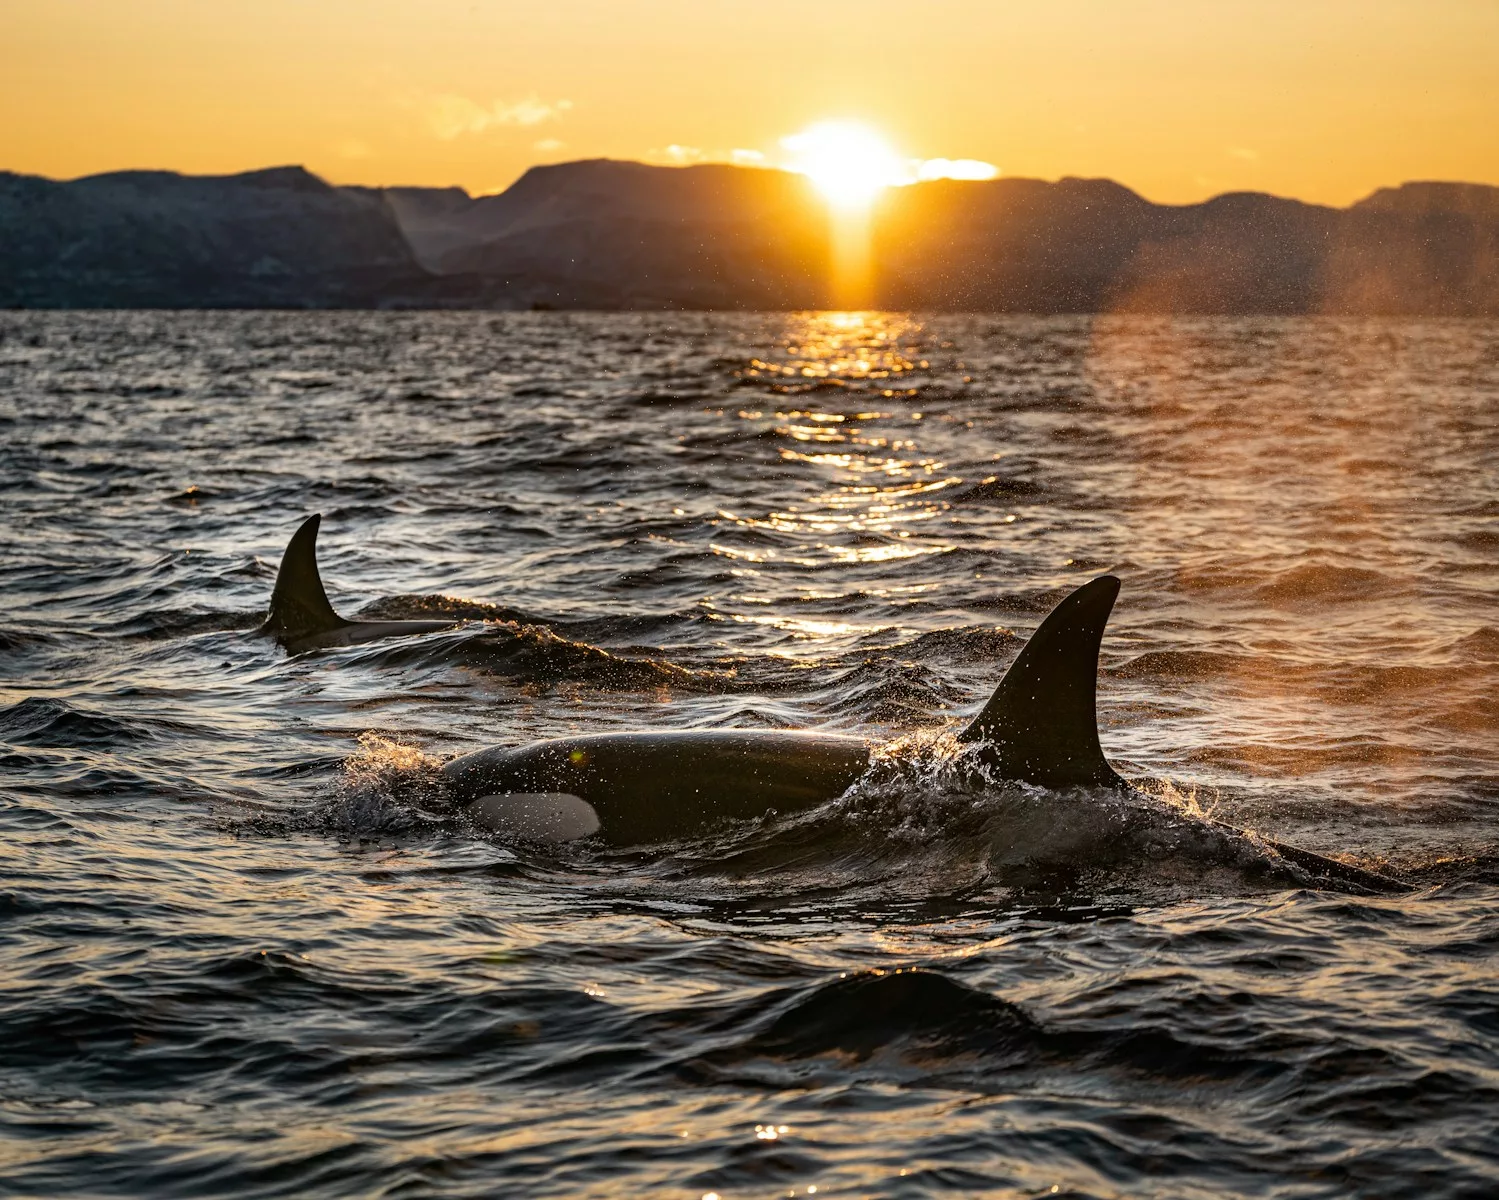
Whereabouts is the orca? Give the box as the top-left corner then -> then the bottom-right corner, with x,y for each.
441,578 -> 1128,847
263,514 -> 1407,894
259,514 -> 460,652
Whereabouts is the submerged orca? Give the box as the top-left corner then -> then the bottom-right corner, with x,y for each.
262,514 -> 1406,893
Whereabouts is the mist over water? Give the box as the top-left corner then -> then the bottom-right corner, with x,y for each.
2,311 -> 1496,1197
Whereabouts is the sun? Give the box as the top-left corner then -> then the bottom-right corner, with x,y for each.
781,121 -> 907,210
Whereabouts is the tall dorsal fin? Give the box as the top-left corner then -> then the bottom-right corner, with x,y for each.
261,514 -> 348,645
957,575 -> 1124,788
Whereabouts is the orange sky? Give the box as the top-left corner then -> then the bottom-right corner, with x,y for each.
3,0 -> 1497,205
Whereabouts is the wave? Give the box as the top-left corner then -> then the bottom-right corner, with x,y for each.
945,474 -> 1050,504
0,627 -> 59,656
99,606 -> 264,640
710,969 -> 1040,1065
0,696 -> 190,749
1254,563 -> 1409,607
1450,626 -> 1499,661
343,621 -> 733,692
817,658 -> 968,724
353,593 -> 532,624
1113,648 -> 1250,681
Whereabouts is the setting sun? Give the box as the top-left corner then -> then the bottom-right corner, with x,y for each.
781,121 -> 907,210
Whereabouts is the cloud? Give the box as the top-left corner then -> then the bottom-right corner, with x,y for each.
915,157 -> 1000,182
1226,146 -> 1260,162
636,135 -> 997,190
334,139 -> 372,160
643,145 -> 770,169
533,138 -> 566,152
647,144 -> 704,165
422,93 -> 573,140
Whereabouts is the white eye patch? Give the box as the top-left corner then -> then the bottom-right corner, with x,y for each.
468,793 -> 601,842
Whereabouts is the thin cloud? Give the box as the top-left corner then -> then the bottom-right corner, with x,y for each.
641,146 -> 768,170
638,138 -> 998,187
915,157 -> 999,182
646,144 -> 705,165
422,93 -> 573,140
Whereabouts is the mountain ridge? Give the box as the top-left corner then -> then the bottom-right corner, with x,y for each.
4,160 -> 1497,313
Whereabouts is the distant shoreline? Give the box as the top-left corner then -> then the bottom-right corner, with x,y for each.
10,306 -> 1498,318
4,160 -> 1498,315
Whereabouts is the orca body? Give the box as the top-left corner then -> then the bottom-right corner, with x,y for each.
445,728 -> 872,847
261,514 -> 1408,893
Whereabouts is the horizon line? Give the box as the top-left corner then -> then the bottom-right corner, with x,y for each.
8,157 -> 1499,212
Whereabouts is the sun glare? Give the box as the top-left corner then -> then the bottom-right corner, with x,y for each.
781,121 -> 907,210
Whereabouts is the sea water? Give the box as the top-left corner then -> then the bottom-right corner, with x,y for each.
2,312 -> 1496,1197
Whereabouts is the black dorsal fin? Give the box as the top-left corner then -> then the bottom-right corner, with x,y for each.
957,575 -> 1124,788
261,514 -> 348,644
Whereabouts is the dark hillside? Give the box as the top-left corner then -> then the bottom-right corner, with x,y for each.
4,161 -> 1498,312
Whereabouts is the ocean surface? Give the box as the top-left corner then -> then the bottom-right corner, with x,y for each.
2,311 -> 1496,1199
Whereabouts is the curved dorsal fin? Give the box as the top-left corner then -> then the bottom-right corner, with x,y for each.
261,514 -> 348,644
957,575 -> 1124,788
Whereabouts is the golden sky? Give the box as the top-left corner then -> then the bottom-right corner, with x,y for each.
3,0 -> 1496,205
